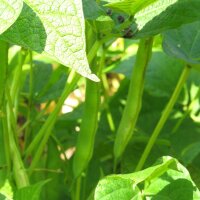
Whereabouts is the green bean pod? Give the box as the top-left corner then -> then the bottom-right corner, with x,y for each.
114,38 -> 153,162
73,21 -> 101,178
73,64 -> 100,178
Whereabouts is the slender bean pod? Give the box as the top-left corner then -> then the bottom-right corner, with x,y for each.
114,38 -> 153,163
73,51 -> 102,178
72,23 -> 102,179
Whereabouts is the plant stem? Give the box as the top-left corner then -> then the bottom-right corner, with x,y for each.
11,48 -> 28,118
101,74 -> 115,132
114,38 -> 153,164
0,41 -> 10,177
75,177 -> 82,200
24,51 -> 34,149
5,87 -> 29,187
26,70 -> 79,170
135,65 -> 191,171
0,41 -> 8,107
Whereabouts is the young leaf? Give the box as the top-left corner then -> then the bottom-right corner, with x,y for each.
0,0 -> 23,34
0,1 -> 99,81
135,0 -> 200,38
105,0 -> 158,15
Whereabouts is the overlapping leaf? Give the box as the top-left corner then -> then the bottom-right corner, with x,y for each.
135,0 -> 200,38
0,0 -> 23,34
0,0 -> 99,81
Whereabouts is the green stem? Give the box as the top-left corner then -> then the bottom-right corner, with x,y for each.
24,51 -> 34,149
101,74 -> 115,132
0,41 -> 8,107
5,87 -> 29,188
75,177 -> 82,200
26,70 -> 79,170
114,38 -> 153,164
0,41 -> 10,176
11,48 -> 28,118
135,65 -> 191,171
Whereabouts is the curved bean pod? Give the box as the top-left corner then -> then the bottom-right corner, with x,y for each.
114,38 -> 153,162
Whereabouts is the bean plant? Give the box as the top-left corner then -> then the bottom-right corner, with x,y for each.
1,0 -> 200,199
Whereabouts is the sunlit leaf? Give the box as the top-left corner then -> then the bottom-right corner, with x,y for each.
1,1 -> 99,81
0,0 -> 23,34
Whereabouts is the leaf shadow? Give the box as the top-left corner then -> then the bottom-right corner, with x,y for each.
151,178 -> 195,200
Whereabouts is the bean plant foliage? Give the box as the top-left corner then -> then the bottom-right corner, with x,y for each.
0,0 -> 200,199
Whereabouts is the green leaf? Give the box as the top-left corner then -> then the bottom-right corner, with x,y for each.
83,0 -> 114,34
83,0 -> 105,20
181,142 -> 200,165
163,21 -> 200,64
22,61 -> 68,103
126,157 -> 176,184
95,156 -> 200,199
135,0 -> 200,38
144,51 -> 185,98
1,1 -> 99,81
105,0 -> 158,15
0,180 -> 13,200
170,118 -> 200,165
14,180 -> 49,200
0,0 -> 23,34
95,176 -> 141,200
146,178 -> 195,200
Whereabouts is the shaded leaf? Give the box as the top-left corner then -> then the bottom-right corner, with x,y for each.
163,21 -> 200,64
14,180 -> 49,200
182,142 -> 200,165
